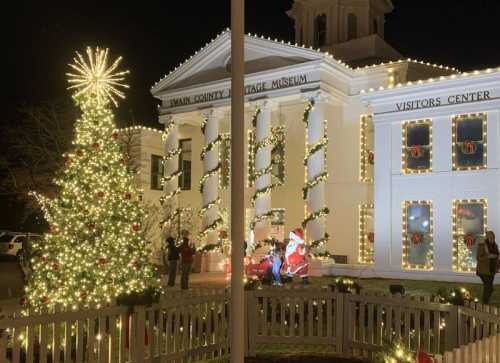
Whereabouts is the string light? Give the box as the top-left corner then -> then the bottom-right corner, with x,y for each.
358,203 -> 374,264
359,115 -> 374,183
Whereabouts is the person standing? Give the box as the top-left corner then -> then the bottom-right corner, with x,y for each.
476,230 -> 499,304
165,236 -> 179,287
271,239 -> 283,286
179,231 -> 196,290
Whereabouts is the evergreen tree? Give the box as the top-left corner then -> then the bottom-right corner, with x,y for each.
25,47 -> 159,309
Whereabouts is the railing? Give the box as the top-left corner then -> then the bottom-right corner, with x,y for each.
245,287 -> 500,359
435,334 -> 500,363
0,288 -> 228,363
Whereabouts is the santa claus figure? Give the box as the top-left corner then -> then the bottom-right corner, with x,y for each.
283,228 -> 310,284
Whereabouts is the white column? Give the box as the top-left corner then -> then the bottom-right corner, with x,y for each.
305,92 -> 328,246
253,100 -> 274,240
201,109 -> 220,244
162,115 -> 179,212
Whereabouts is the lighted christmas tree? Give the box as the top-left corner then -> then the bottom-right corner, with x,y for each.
25,47 -> 159,310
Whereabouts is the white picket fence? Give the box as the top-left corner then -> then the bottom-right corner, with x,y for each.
1,286 -> 499,362
435,334 -> 500,363
245,287 -> 500,359
0,288 -> 229,363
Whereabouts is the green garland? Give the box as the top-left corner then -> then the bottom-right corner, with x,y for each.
310,233 -> 330,249
164,147 -> 181,161
160,118 -> 181,212
199,163 -> 221,193
302,207 -> 329,229
162,169 -> 182,184
303,137 -> 328,165
251,184 -> 278,207
159,208 -> 181,228
198,217 -> 223,239
159,188 -> 180,205
302,100 -> 314,126
198,197 -> 222,217
302,171 -> 329,200
250,209 -> 279,230
255,135 -> 275,150
200,135 -> 223,160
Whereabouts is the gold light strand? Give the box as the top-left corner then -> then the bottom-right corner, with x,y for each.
159,118 -> 181,211
358,203 -> 374,264
401,200 -> 434,270
401,119 -> 433,174
452,113 -> 487,171
359,115 -> 374,182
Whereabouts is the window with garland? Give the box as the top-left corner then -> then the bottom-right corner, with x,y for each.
360,115 -> 374,182
402,201 -> 433,270
402,120 -> 432,173
219,134 -> 230,189
359,204 -> 374,264
453,199 -> 487,272
150,154 -> 164,190
452,114 -> 487,170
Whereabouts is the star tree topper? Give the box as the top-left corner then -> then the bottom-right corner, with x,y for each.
66,46 -> 129,106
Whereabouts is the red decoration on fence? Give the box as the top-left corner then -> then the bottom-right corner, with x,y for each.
417,351 -> 434,363
410,145 -> 424,159
462,140 -> 477,155
411,232 -> 423,245
464,234 -> 476,249
132,223 -> 140,232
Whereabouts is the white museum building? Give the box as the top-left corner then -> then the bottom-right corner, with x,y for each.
136,0 -> 499,283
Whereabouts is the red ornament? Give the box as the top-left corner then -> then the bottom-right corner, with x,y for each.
368,151 -> 374,165
411,232 -> 423,245
80,292 -> 88,300
112,132 -> 119,140
132,223 -> 140,232
41,296 -> 49,304
88,223 -> 95,230
219,230 -> 228,239
464,234 -> 476,249
96,191 -> 104,198
98,257 -> 107,265
410,145 -> 424,159
367,232 -> 375,243
41,256 -> 48,262
462,140 -> 477,155
124,192 -> 132,200
76,149 -> 84,157
19,297 -> 27,306
92,142 -> 99,149
64,156 -> 71,166
52,263 -> 59,271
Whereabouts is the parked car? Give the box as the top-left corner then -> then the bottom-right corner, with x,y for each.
0,232 -> 40,260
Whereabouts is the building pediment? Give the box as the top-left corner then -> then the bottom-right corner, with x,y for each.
151,30 -> 325,96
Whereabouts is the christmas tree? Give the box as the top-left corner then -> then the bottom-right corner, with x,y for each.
25,47 -> 159,310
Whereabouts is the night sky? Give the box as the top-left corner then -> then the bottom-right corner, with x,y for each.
2,0 -> 500,229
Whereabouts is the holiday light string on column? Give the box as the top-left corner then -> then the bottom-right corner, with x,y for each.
26,47 -> 159,311
359,115 -> 374,182
302,99 -> 333,258
159,117 -> 181,206
198,114 -> 223,241
358,203 -> 374,264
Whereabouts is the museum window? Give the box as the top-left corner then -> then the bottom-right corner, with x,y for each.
453,199 -> 487,272
402,201 -> 434,270
271,126 -> 285,184
452,113 -> 487,171
360,115 -> 374,182
314,14 -> 327,48
178,139 -> 192,190
402,119 -> 432,174
359,203 -> 374,264
219,134 -> 231,189
150,154 -> 164,191
347,13 -> 357,40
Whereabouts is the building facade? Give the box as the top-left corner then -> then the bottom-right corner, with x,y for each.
138,0 -> 499,282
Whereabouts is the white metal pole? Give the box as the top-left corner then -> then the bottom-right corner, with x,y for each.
230,0 -> 245,362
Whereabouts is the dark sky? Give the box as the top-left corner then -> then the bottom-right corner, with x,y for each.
6,0 -> 500,127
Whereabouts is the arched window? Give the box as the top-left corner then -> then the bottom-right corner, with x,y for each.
314,14 -> 327,48
347,13 -> 357,40
373,18 -> 378,35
